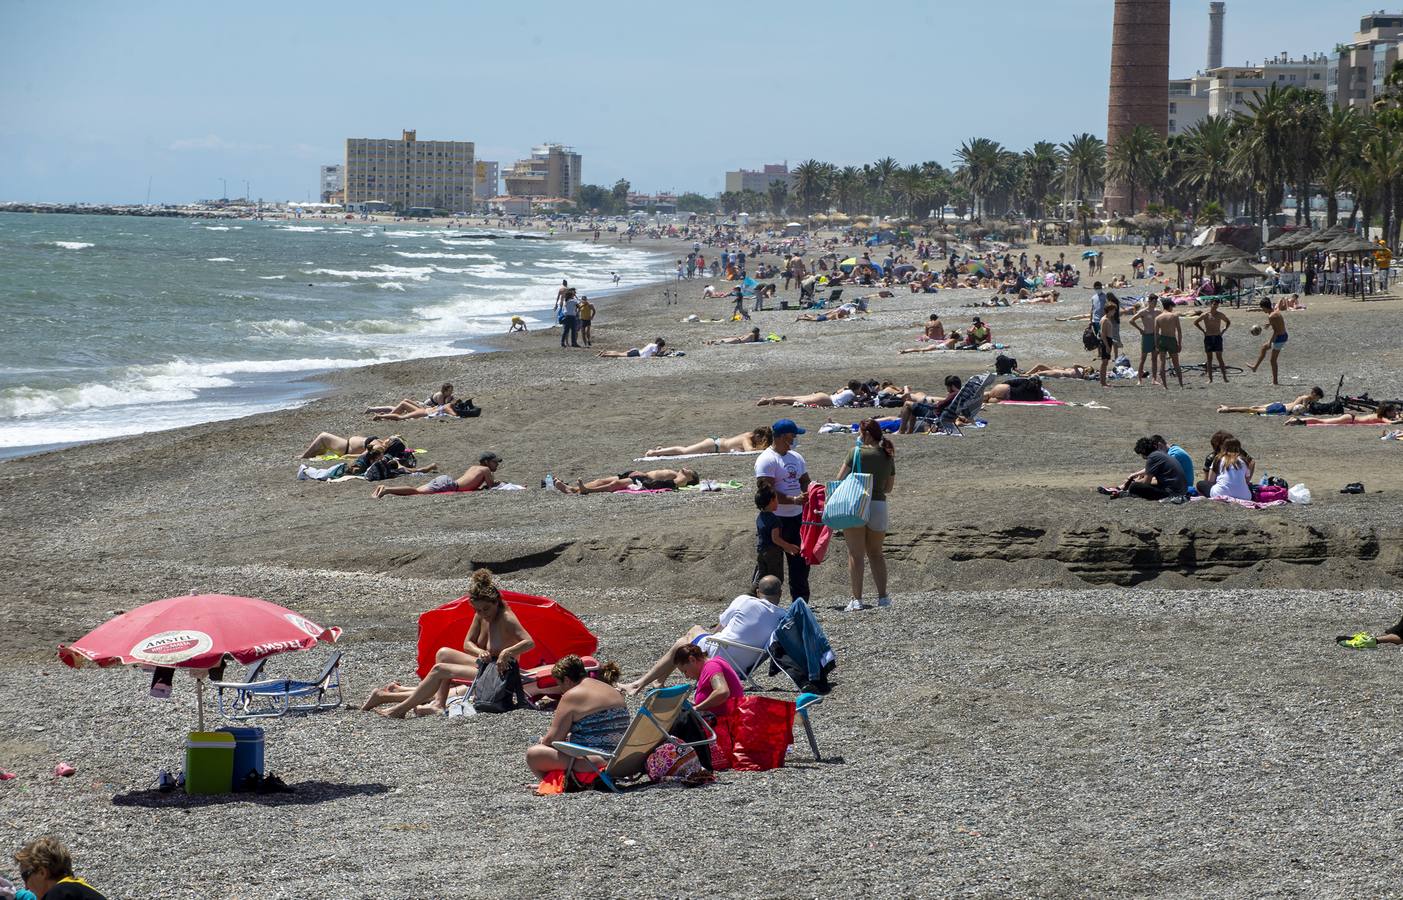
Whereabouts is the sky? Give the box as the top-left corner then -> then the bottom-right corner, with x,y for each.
0,0 -> 1356,204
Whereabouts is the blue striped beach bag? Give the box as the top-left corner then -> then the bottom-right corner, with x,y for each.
823,442 -> 873,530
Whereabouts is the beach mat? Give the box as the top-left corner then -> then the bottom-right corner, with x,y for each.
633,450 -> 762,463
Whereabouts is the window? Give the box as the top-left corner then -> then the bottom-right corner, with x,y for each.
1169,101 -> 1177,112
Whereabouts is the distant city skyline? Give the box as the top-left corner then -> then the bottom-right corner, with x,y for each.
0,0 -> 1357,204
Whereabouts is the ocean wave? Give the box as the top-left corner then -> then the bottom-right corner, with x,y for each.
394,251 -> 493,260
378,282 -> 407,290
307,265 -> 434,281
245,318 -> 416,338
51,241 -> 94,250
438,239 -> 493,247
203,226 -> 231,231
206,257 -> 234,262
258,275 -> 287,280
278,225 -> 324,232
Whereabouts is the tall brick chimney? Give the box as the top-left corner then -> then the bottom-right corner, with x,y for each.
1104,0 -> 1171,215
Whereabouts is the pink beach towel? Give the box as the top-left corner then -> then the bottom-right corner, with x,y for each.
997,399 -> 1068,406
1195,496 -> 1290,509
1304,421 -> 1387,427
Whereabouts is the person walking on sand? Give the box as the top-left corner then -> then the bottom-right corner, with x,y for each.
729,285 -> 751,321
754,419 -> 811,603
1193,297 -> 1232,383
577,295 -> 595,347
1089,281 -> 1106,340
559,289 -> 581,348
1129,296 -> 1160,385
1247,297 -> 1287,385
1153,296 -> 1184,389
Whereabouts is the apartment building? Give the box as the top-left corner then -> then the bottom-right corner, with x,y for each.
319,165 -> 344,204
503,144 -> 581,199
1168,75 -> 1211,134
724,163 -> 792,195
473,161 -> 499,203
344,130 -> 475,213
1326,12 -> 1403,109
1205,53 -> 1328,117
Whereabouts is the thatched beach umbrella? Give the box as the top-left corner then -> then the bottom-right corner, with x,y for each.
1216,258 -> 1268,280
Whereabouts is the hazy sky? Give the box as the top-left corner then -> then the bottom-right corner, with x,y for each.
0,0 -> 1355,203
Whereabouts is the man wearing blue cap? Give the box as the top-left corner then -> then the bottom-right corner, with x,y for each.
754,418 -> 811,601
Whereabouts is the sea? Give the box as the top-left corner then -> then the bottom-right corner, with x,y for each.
0,212 -> 667,460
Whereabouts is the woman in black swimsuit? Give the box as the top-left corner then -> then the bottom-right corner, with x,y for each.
551,468 -> 700,494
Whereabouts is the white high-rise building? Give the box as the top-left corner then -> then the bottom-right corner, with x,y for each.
319,165 -> 344,203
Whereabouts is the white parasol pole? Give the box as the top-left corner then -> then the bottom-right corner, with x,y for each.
197,676 -> 206,732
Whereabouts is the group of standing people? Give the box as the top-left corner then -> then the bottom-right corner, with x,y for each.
554,280 -> 596,348
752,417 -> 895,614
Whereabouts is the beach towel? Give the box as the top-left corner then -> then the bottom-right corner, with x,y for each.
616,488 -> 675,495
799,484 -> 830,565
490,482 -> 526,491
1193,496 -> 1290,509
1304,421 -> 1390,427
632,450 -> 762,463
679,479 -> 745,492
926,419 -> 989,435
997,399 -> 1067,406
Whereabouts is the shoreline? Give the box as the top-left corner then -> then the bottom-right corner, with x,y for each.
0,216 -> 678,462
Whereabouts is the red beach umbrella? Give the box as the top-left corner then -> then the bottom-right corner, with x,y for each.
59,594 -> 341,729
415,590 -> 596,680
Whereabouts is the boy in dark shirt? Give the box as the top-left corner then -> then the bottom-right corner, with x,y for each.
1110,436 -> 1189,500
754,486 -> 801,591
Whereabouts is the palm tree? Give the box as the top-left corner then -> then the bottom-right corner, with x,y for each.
955,137 -> 1007,219
1232,83 -> 1294,224
1106,125 -> 1165,213
1361,127 -> 1403,248
791,159 -> 831,215
1020,141 -> 1062,218
1060,133 -> 1106,207
1318,107 -> 1365,226
871,157 -> 899,213
766,179 -> 788,216
832,166 -> 862,214
1177,116 -> 1235,218
891,165 -> 932,219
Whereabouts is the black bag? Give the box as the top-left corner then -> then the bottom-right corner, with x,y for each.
995,354 -> 1019,376
1307,400 -> 1344,416
1081,325 -> 1099,351
469,658 -> 535,714
451,398 -> 482,418
363,458 -> 397,482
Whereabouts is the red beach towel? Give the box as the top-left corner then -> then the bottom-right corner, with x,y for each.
800,483 -> 830,565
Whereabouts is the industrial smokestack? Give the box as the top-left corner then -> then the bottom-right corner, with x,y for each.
1208,2 -> 1225,70
1105,0 -> 1170,215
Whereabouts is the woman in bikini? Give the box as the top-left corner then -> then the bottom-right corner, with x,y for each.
365,383 -> 454,416
552,467 -> 700,494
645,426 -> 773,458
1285,403 -> 1400,427
372,397 -> 478,421
300,433 -> 387,459
525,655 -> 628,779
756,380 -> 867,407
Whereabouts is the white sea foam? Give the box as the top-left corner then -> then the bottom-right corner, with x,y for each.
308,265 -> 434,281
51,241 -> 94,250
204,226 -> 231,231
206,257 -> 234,262
394,251 -> 492,260
378,282 -> 407,290
278,225 -> 324,233
438,238 -> 493,247
258,275 -> 286,280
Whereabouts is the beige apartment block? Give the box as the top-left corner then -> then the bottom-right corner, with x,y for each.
503,144 -> 581,199
344,130 -> 475,212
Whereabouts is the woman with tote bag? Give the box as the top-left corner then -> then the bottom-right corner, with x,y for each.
834,419 -> 896,612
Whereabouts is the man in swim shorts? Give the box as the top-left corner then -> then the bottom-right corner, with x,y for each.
1247,297 -> 1287,385
371,452 -> 501,499
1153,296 -> 1184,389
1192,297 -> 1232,383
1129,297 -> 1160,385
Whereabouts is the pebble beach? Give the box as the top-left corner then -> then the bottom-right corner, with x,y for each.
3,229 -> 1402,898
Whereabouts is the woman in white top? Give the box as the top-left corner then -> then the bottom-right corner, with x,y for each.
757,380 -> 866,408
1208,437 -> 1253,501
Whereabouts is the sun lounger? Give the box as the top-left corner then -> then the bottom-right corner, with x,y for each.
211,651 -> 343,720
551,684 -> 715,793
931,373 -> 989,435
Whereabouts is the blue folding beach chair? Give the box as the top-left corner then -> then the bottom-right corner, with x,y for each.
210,652 -> 344,720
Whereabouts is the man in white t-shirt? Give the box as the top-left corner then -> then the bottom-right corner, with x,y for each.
619,576 -> 788,695
755,418 -> 811,602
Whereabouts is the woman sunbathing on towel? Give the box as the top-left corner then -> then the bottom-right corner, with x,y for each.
984,376 -> 1046,403
1285,403 -> 1400,427
757,380 -> 867,407
597,338 -> 670,358
372,397 -> 478,421
899,331 -> 961,353
553,467 -> 700,494
370,569 -> 534,718
705,327 -> 763,345
1021,364 -> 1092,379
300,432 -> 387,459
794,304 -> 858,322
645,426 -> 773,457
365,382 -> 454,416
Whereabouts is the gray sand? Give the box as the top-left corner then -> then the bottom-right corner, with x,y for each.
2,236 -> 1402,897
